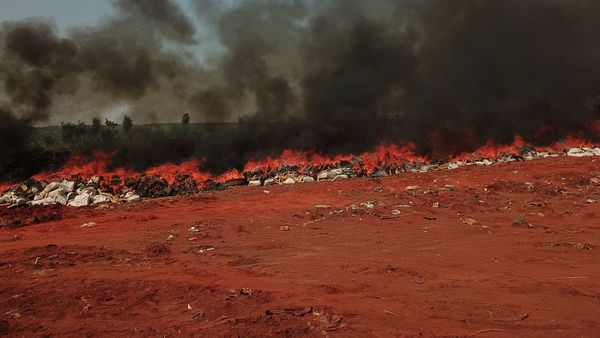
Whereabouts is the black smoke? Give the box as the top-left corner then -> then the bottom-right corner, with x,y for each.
0,108 -> 67,180
1,0 -> 600,180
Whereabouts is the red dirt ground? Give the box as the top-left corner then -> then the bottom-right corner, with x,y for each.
1,156 -> 599,337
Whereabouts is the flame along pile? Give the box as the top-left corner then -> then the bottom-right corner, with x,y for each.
1,138 -> 599,209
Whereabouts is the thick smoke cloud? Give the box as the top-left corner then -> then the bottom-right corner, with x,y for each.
114,0 -> 197,43
403,0 -> 600,145
1,0 -> 599,177
0,21 -> 78,121
189,0 -> 305,122
0,0 -> 199,123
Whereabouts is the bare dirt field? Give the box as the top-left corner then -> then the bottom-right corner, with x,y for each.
1,157 -> 599,337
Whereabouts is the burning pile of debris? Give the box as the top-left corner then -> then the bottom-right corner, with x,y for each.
1,146 -> 599,208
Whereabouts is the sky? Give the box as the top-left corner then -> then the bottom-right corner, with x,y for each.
0,0 -> 116,33
0,1 -> 212,33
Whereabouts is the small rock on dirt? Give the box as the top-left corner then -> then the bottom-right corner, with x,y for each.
248,180 -> 262,187
125,193 -> 141,202
80,222 -> 97,228
315,204 -> 331,209
513,215 -> 532,228
462,218 -> 478,225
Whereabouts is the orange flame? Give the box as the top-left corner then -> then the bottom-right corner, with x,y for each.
451,134 -> 598,162
4,131 -> 596,192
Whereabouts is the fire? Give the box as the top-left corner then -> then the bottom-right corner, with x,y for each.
145,160 -> 209,184
451,134 -> 598,162
357,143 -> 426,172
25,142 -> 429,188
33,153 -> 132,182
451,135 -> 526,161
242,144 -> 426,175
12,132 -> 599,192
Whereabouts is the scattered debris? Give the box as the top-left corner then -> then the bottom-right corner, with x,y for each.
124,191 -> 141,202
265,306 -> 346,332
494,313 -> 529,322
361,201 -> 375,209
462,218 -> 478,225
197,245 -> 215,253
314,204 -> 331,209
513,215 -> 532,228
266,306 -> 313,317
240,288 -> 253,296
248,180 -> 262,187
303,176 -> 315,183
567,147 -> 600,157
80,222 -> 97,228
33,256 -> 41,269
383,309 -> 400,317
545,241 -> 593,250
188,311 -> 204,322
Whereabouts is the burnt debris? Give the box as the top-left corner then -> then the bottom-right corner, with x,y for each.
2,145 -> 599,209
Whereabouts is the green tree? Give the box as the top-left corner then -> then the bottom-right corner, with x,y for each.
122,115 -> 133,132
181,113 -> 190,125
105,118 -> 118,127
91,117 -> 101,134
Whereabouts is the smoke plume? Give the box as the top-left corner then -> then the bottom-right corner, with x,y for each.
1,0 -> 599,178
